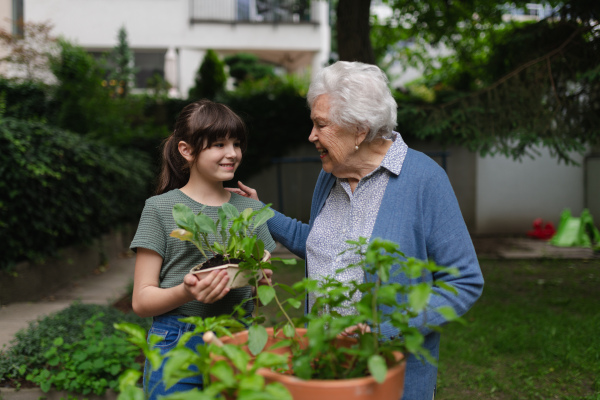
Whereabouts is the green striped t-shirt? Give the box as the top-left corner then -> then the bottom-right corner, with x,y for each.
130,189 -> 276,317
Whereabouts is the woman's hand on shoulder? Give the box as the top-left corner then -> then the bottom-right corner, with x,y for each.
225,181 -> 260,201
183,270 -> 230,303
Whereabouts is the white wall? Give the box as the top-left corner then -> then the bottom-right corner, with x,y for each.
24,0 -> 329,94
475,147 -> 586,234
0,0 -> 12,76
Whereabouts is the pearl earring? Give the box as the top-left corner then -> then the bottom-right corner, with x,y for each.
355,145 -> 359,151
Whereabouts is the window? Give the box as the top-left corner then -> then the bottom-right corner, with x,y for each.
12,0 -> 24,36
134,52 -> 165,88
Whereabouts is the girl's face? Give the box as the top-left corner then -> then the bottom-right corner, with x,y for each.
190,137 -> 242,183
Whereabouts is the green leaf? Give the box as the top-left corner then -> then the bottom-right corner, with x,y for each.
172,203 -> 196,231
194,213 -> 217,234
377,284 -> 398,305
117,385 -> 145,400
210,360 -> 237,387
221,343 -> 250,372
436,305 -> 462,322
254,352 -> 288,369
221,202 -> 239,219
278,258 -> 297,265
277,283 -> 296,295
283,323 -> 296,338
286,298 -> 301,309
169,228 -> 194,242
408,282 -> 432,313
162,348 -> 199,389
118,369 -> 142,392
252,240 -> 264,260
257,285 -> 276,306
40,380 -> 51,393
435,280 -> 458,295
241,208 -> 253,220
252,207 -> 274,229
368,354 -> 388,384
53,336 -> 64,347
248,325 -> 268,355
114,323 -> 149,350
238,373 -> 264,391
264,382 -> 293,400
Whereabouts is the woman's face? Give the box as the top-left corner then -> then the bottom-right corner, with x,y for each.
309,95 -> 357,177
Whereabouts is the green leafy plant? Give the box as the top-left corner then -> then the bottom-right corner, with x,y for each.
246,237 -> 462,383
116,236 -> 462,399
25,314 -> 142,395
169,202 -> 275,264
0,303 -> 150,392
116,312 -> 292,400
0,117 -> 153,271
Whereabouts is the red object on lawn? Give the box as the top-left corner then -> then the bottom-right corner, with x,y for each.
527,218 -> 556,240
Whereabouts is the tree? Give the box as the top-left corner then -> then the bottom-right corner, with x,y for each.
189,49 -> 227,99
336,0 -> 375,64
105,26 -> 136,98
335,0 -> 600,163
224,53 -> 275,86
0,21 -> 58,83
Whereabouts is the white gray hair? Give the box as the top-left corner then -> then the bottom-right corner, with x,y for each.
307,61 -> 397,142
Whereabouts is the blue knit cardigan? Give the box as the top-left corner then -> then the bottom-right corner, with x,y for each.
267,148 -> 484,400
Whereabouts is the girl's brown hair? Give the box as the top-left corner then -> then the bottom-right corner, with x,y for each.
156,99 -> 248,195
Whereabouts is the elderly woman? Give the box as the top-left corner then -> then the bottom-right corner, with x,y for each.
231,61 -> 484,400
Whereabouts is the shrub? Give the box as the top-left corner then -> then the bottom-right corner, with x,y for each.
0,303 -> 150,393
224,53 -> 276,86
0,78 -> 51,120
0,117 -> 154,270
188,49 -> 227,100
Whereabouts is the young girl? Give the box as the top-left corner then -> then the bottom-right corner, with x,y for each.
130,99 -> 276,400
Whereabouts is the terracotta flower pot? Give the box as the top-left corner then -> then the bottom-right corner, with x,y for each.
189,250 -> 269,289
218,327 -> 406,400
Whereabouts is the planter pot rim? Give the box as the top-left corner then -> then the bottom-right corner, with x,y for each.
218,327 -> 406,399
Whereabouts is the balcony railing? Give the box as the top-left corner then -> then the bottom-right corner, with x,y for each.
189,0 -> 320,24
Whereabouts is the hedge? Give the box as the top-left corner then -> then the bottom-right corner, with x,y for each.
0,79 -> 51,121
0,117 -> 155,270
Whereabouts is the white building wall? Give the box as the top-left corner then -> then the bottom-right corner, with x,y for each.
23,0 -> 329,94
475,148 -> 586,234
0,0 -> 13,76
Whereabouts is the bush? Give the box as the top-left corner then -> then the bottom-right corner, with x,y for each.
188,49 -> 227,100
0,78 -> 51,120
0,303 -> 151,394
0,117 -> 154,270
224,53 -> 276,86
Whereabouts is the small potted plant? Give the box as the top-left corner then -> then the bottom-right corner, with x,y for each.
116,236 -> 462,400
169,202 -> 275,288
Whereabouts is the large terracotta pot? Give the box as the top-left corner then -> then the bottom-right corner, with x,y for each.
218,327 -> 406,400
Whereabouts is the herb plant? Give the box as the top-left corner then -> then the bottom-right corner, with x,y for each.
169,202 -> 274,264
116,236 -> 462,399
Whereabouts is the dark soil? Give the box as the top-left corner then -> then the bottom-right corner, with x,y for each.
195,254 -> 243,270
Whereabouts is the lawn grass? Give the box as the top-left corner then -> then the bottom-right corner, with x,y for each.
437,258 -> 600,400
266,256 -> 600,399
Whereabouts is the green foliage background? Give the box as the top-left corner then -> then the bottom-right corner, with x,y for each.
0,303 -> 150,394
188,49 -> 227,100
0,117 -> 154,270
